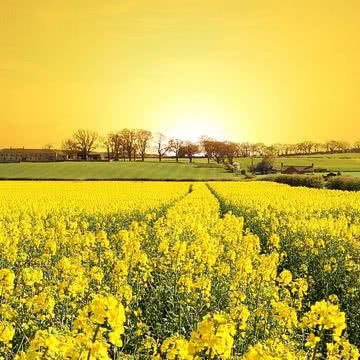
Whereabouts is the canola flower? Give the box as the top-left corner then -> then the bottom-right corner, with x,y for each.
0,181 -> 358,359
188,313 -> 236,359
210,181 -> 360,348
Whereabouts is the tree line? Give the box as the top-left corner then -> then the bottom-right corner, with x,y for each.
60,129 -> 360,162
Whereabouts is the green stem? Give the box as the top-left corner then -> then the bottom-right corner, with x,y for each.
42,347 -> 49,359
87,324 -> 101,360
311,326 -> 324,360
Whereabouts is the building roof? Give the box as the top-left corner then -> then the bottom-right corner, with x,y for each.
281,165 -> 314,172
280,164 -> 314,174
0,148 -> 57,154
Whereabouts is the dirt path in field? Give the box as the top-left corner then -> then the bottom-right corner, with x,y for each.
205,183 -> 228,218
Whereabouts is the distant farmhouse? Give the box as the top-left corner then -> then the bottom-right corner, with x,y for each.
0,148 -> 67,163
65,152 -> 108,161
280,163 -> 314,174
0,148 -> 110,162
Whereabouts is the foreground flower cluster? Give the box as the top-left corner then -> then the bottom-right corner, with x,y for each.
0,181 -> 358,359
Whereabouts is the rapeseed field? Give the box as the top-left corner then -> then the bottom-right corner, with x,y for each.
0,181 -> 358,359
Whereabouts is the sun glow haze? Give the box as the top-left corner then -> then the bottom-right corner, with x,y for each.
1,0 -> 359,148
154,102 -> 237,142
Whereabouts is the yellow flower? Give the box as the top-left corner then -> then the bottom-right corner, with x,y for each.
277,270 -> 292,286
74,293 -> 126,348
189,313 -> 236,359
161,335 -> 192,360
21,267 -> 43,287
301,300 -> 346,343
0,268 -> 15,295
271,300 -> 298,330
90,266 -> 104,283
243,338 -> 305,359
268,234 -> 280,250
0,321 -> 15,344
323,264 -> 332,272
305,333 -> 321,348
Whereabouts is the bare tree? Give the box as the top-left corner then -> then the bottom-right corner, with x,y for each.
200,136 -> 217,163
238,142 -> 251,157
43,143 -> 54,150
280,144 -> 293,156
337,141 -> 350,153
204,141 -> 239,164
288,144 -> 298,155
250,142 -> 266,157
101,135 -> 113,161
325,140 -> 338,153
272,143 -> 287,156
119,129 -> 137,161
312,143 -> 323,153
224,142 -> 239,164
183,141 -> 199,163
72,129 -> 98,160
61,138 -> 78,159
135,129 -> 152,161
296,142 -> 310,154
168,138 -> 184,162
107,132 -> 123,161
304,141 -> 316,154
154,133 -> 168,162
212,141 -> 228,164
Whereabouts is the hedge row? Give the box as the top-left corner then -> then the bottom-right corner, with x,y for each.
260,174 -> 324,188
327,176 -> 360,191
261,174 -> 360,191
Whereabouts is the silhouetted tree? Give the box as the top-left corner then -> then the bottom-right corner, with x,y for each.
273,143 -> 288,156
72,129 -> 98,160
238,142 -> 251,157
250,143 -> 266,157
183,141 -> 199,163
224,142 -> 239,164
264,145 -> 278,158
135,129 -> 152,161
108,132 -> 123,161
200,137 -> 217,163
313,143 -> 323,153
337,141 -> 350,152
101,135 -> 113,161
212,141 -> 228,164
119,128 -> 136,161
61,138 -> 78,159
325,140 -> 339,153
155,133 -> 168,162
168,138 -> 184,162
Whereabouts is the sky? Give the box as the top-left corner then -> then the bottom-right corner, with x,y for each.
1,0 -> 359,148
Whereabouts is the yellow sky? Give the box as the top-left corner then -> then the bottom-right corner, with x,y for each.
1,0 -> 359,148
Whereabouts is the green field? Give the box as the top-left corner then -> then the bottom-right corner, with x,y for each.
0,153 -> 359,180
341,172 -> 360,177
236,153 -> 360,173
0,161 -> 237,180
